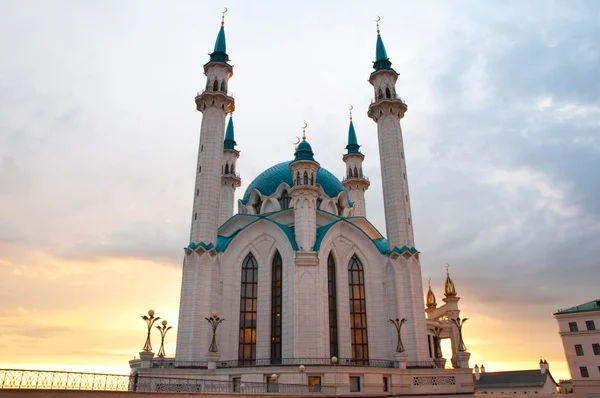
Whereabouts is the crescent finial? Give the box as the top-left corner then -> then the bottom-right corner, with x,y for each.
446,263 -> 450,273
376,16 -> 381,22
302,122 -> 307,141
349,105 -> 353,121
375,16 -> 381,35
221,7 -> 228,26
294,136 -> 301,149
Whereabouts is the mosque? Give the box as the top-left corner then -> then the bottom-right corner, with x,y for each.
130,14 -> 475,396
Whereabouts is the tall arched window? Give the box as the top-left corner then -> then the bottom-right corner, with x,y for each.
278,190 -> 291,209
348,254 -> 368,364
296,172 -> 301,185
385,87 -> 391,98
271,251 -> 283,364
213,80 -> 219,91
239,253 -> 258,364
378,88 -> 383,100
310,173 -> 314,185
348,168 -> 352,178
303,171 -> 309,185
220,81 -> 226,92
327,253 -> 339,358
253,197 -> 262,215
354,167 -> 358,178
224,164 -> 229,174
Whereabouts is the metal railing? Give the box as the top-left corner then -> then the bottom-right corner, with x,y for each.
370,93 -> 406,105
342,175 -> 370,183
197,88 -> 234,98
152,357 -> 436,369
0,369 -> 335,394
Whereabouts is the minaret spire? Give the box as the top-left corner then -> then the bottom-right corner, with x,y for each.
343,105 -> 369,217
219,115 -> 241,226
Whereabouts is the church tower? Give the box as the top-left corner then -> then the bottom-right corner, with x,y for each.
342,108 -> 370,217
218,116 -> 241,226
190,14 -> 235,246
176,15 -> 234,362
367,21 -> 414,249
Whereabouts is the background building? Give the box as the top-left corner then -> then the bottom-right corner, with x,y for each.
473,361 -> 558,395
554,300 -> 600,397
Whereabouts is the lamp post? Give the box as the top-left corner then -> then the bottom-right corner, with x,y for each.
205,311 -> 225,353
429,322 -> 445,368
331,356 -> 338,393
299,365 -> 306,385
156,320 -> 172,358
141,309 -> 160,352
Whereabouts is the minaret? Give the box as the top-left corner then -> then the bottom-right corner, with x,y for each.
289,125 -> 320,251
367,20 -> 414,249
190,12 -> 235,246
342,106 -> 370,217
176,13 -> 234,362
218,116 -> 241,226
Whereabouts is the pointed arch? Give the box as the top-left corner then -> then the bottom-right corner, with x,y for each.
310,173 -> 314,185
225,164 -> 230,174
378,88 -> 383,100
385,87 -> 391,98
296,172 -> 301,186
278,190 -> 291,209
253,196 -> 262,215
220,80 -> 226,92
348,168 -> 352,178
303,171 -> 309,185
238,253 -> 258,364
271,251 -> 282,364
213,80 -> 219,91
348,254 -> 368,363
354,167 -> 359,178
327,252 -> 339,358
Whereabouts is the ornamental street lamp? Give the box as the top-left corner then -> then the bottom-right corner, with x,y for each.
429,323 -> 443,359
156,320 -> 172,357
141,309 -> 160,352
451,317 -> 469,352
388,318 -> 407,353
205,311 -> 225,353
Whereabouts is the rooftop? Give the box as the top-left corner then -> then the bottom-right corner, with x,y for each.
554,299 -> 600,315
474,370 -> 554,389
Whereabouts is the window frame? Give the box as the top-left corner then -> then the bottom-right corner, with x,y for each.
569,322 -> 579,332
580,366 -> 589,378
270,251 -> 283,364
348,254 -> 369,364
575,344 -> 584,356
327,253 -> 339,358
586,320 -> 596,331
238,253 -> 258,364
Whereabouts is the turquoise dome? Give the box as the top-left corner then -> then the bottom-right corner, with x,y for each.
294,139 -> 315,162
241,161 -> 348,204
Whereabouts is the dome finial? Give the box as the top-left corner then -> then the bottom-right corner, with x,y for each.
221,7 -> 228,27
302,122 -> 307,141
349,105 -> 353,122
426,277 -> 437,309
375,16 -> 381,36
444,263 -> 457,297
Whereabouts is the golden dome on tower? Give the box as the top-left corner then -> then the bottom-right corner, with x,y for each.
444,264 -> 457,298
426,278 -> 437,309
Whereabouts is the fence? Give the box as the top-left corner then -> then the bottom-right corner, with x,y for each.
0,369 -> 335,394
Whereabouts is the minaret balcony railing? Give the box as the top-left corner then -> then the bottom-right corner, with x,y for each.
342,175 -> 370,183
222,171 -> 241,179
371,93 -> 405,105
197,89 -> 234,98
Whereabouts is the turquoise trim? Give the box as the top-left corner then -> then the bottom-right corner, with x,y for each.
346,121 -> 360,154
241,161 -> 350,205
224,117 -> 236,150
313,216 -> 390,255
190,213 -> 298,253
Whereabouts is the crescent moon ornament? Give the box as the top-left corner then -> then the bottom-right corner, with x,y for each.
375,16 -> 381,23
349,105 -> 353,121
223,7 -> 228,14
301,122 -> 307,140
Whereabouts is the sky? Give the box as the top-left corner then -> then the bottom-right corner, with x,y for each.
1,0 -> 599,381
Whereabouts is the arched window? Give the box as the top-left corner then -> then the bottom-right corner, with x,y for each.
348,168 -> 352,178
296,172 -> 301,185
348,254 -> 368,364
328,253 -> 339,358
310,173 -> 314,185
385,87 -> 391,98
231,164 -> 235,174
316,198 -> 323,209
278,190 -> 291,209
224,164 -> 229,174
238,253 -> 258,364
253,197 -> 262,215
213,80 -> 219,91
354,167 -> 358,178
378,88 -> 383,100
271,251 -> 283,364
336,201 -> 343,216
303,171 -> 308,185
220,81 -> 226,92
359,168 -> 363,178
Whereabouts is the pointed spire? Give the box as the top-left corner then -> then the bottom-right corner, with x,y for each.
210,9 -> 229,63
346,105 -> 360,154
444,264 -> 457,298
426,277 -> 437,309
224,116 -> 236,150
373,17 -> 393,71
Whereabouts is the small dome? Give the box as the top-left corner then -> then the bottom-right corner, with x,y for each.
294,139 -> 315,162
426,279 -> 437,309
444,267 -> 457,298
297,140 -> 312,152
241,161 -> 347,204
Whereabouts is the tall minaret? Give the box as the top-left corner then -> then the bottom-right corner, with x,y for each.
289,126 -> 320,252
218,116 -> 241,226
368,20 -> 429,362
176,14 -> 234,362
342,107 -> 370,217
366,21 -> 414,249
190,13 -> 235,246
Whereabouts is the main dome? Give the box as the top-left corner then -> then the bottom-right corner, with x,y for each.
241,161 -> 347,204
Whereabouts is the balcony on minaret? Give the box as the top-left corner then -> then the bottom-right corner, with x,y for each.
195,88 -> 235,113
